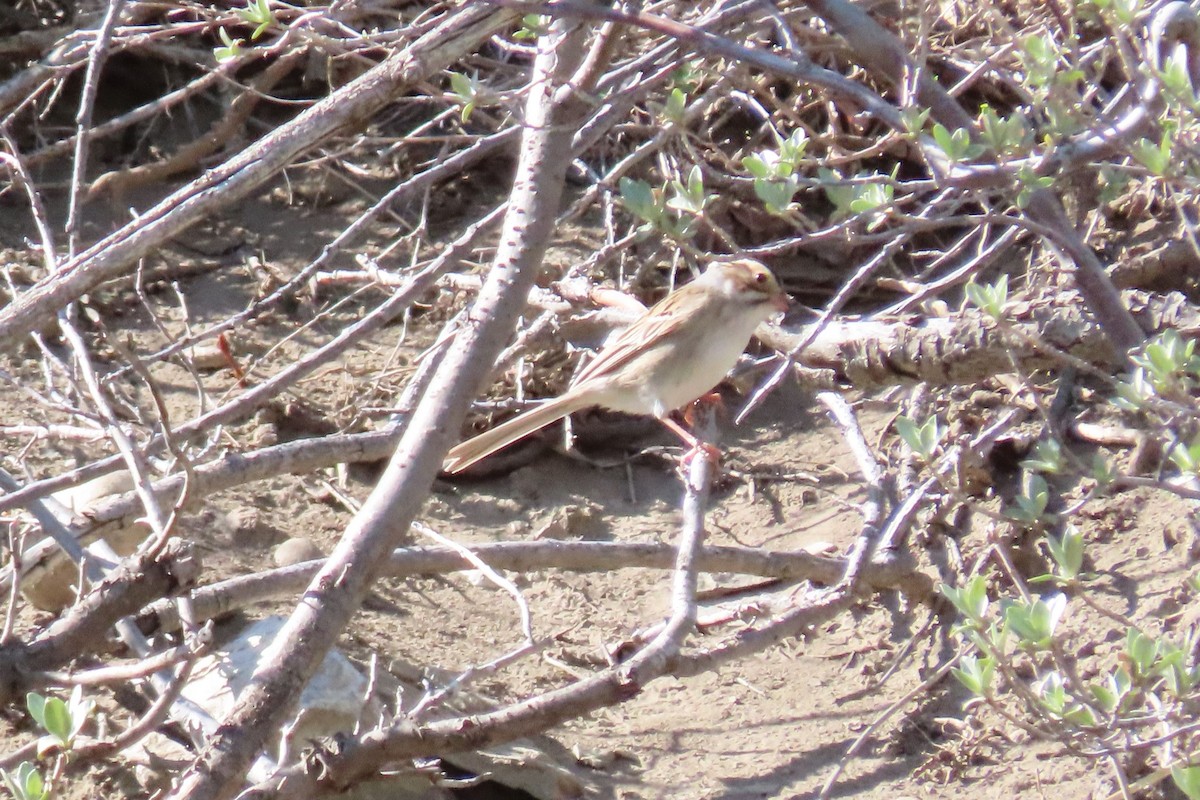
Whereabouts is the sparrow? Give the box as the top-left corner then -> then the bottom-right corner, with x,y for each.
443,258 -> 788,474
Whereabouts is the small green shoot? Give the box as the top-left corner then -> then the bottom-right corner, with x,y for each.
1170,435 -> 1200,477
214,27 -> 243,63
895,415 -> 940,461
1131,133 -> 1172,177
513,14 -> 548,40
666,166 -> 710,216
0,763 -> 47,800
27,686 -> 94,753
931,123 -> 982,163
236,0 -> 275,40
1044,527 -> 1085,581
978,104 -> 1032,156
941,576 -> 990,624
1015,164 -> 1055,208
952,654 -> 996,697
743,130 -> 808,215
1022,438 -> 1064,475
900,107 -> 931,136
1004,593 -> 1066,649
964,274 -> 1008,320
1089,666 -> 1132,713
1008,473 -> 1051,523
448,72 -> 485,124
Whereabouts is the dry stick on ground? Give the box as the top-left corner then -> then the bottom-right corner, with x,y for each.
0,203 -> 503,592
0,539 -> 199,705
0,4 -> 521,352
0,201 -> 504,518
0,625 -> 212,769
8,286 -> 1189,595
259,410 -> 723,799
134,539 -> 933,636
252,487 -> 882,798
817,392 -> 885,588
0,124 -> 209,728
129,0 -> 701,373
0,7 -> 690,513
165,16 -> 597,800
0,10 -> 522,515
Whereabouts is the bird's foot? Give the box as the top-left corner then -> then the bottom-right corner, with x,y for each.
678,440 -> 723,476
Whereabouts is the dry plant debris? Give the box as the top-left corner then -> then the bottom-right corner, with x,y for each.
1,1 -> 1200,799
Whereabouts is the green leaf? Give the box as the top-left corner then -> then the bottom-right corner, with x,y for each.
941,576 -> 989,623
753,177 -> 798,215
743,154 -> 771,179
848,183 -> 892,214
964,274 -> 1008,319
1156,644 -> 1197,696
1015,165 -> 1054,208
514,13 -> 547,40
1046,528 -> 1084,580
213,27 -> 244,63
1004,593 -> 1066,648
819,168 -> 855,218
449,72 -> 473,97
1131,134 -> 1172,176
1009,472 -> 1050,523
618,178 -> 657,222
1169,437 -> 1200,475
663,87 -> 687,124
778,129 -> 808,167
900,107 -> 931,135
952,654 -> 995,696
1125,627 -> 1159,677
932,123 -> 953,154
931,124 -> 980,161
666,166 -> 709,215
895,415 -> 939,461
67,684 -> 94,741
1036,671 -> 1068,714
1,762 -> 48,800
41,696 -> 72,745
25,693 -> 46,731
1173,765 -> 1200,800
1022,438 -> 1064,474
237,0 -> 275,40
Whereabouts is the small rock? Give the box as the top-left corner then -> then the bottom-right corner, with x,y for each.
274,537 -> 323,566
495,497 -> 523,515
188,342 -> 231,371
222,506 -> 280,546
534,502 -> 605,540
180,617 -> 378,764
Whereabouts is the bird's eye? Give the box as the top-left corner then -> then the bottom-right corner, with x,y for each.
753,272 -> 766,284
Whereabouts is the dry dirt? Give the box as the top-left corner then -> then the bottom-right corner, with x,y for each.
0,183 -> 1194,800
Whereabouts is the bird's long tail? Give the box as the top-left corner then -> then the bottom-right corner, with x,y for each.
442,394 -> 588,474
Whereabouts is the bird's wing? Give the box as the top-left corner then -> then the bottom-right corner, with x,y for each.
572,285 -> 700,385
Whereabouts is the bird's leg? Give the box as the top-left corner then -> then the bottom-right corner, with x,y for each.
657,413 -> 722,467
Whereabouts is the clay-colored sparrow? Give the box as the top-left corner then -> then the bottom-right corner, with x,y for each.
443,258 -> 788,474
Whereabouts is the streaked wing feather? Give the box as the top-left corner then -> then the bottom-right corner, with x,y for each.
573,294 -> 692,385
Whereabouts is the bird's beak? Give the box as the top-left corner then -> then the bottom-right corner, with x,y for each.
772,293 -> 791,313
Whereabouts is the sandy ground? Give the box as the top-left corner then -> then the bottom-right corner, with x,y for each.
0,186 -> 1193,800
